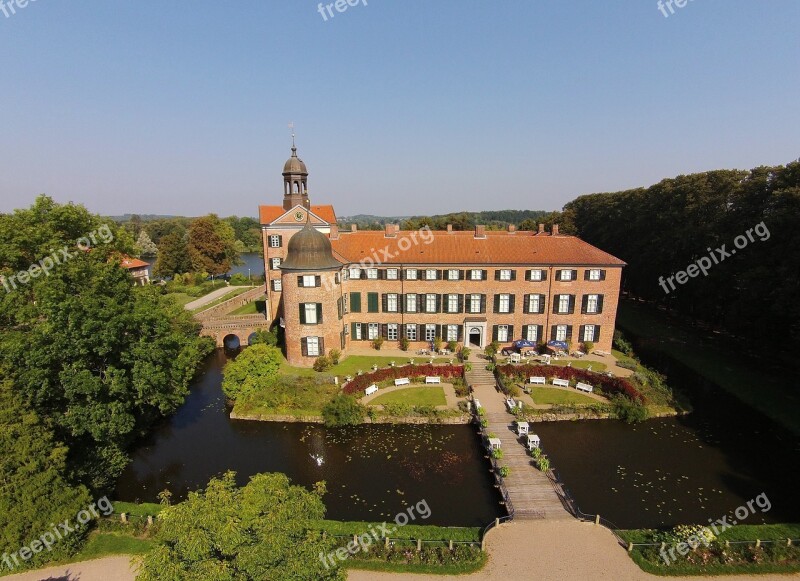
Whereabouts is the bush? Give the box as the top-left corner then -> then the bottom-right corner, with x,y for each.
433,337 -> 443,352
496,364 -> 645,403
484,341 -> 500,358
321,395 -> 365,427
328,349 -> 341,365
612,394 -> 649,423
536,456 -> 550,472
400,337 -> 410,351
313,356 -> 333,372
341,364 -> 465,395
459,347 -> 471,361
447,340 -> 458,353
582,341 -> 594,354
229,273 -> 249,285
613,330 -> 633,356
617,359 -> 638,371
491,448 -> 503,459
372,337 -> 384,351
498,466 -> 510,478
249,328 -> 278,347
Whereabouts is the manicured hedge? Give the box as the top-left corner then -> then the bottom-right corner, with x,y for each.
497,364 -> 645,403
343,365 -> 464,395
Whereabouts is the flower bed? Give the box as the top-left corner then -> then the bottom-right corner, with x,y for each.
343,364 -> 464,395
497,364 -> 645,403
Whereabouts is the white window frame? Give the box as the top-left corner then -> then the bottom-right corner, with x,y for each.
367,323 -> 379,340
271,257 -> 281,270
446,324 -> 459,342
349,267 -> 361,279
470,269 -> 483,280
447,294 -> 458,313
469,294 -> 481,314
354,324 -> 362,340
558,295 -> 570,314
366,268 -> 378,280
387,324 -> 398,341
387,293 -> 398,313
425,269 -> 437,280
497,325 -> 510,342
406,294 -> 417,313
304,303 -> 318,325
528,294 -> 540,313
425,324 -> 436,342
560,270 -> 573,281
498,294 -> 511,313
302,274 -> 317,288
589,269 -> 601,281
406,268 -> 418,280
499,269 -> 512,281
269,235 -> 281,248
583,324 -> 596,342
448,269 -> 460,280
525,325 -> 539,342
425,294 -> 437,313
556,325 -> 568,342
529,269 -> 543,281
587,294 -> 599,314
306,336 -> 320,357
406,324 -> 417,341
272,279 -> 282,292
386,268 -> 399,280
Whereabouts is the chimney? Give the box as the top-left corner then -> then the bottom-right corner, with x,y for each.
384,224 -> 398,238
447,224 -> 453,233
330,224 -> 339,240
538,223 -> 545,234
552,224 -> 559,236
351,224 -> 358,233
507,224 -> 516,233
475,225 -> 486,239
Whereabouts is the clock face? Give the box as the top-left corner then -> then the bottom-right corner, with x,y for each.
294,211 -> 305,222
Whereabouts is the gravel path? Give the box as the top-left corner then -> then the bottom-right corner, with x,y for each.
182,285 -> 240,311
2,556 -> 136,581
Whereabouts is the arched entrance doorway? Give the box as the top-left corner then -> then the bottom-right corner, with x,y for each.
468,327 -> 482,349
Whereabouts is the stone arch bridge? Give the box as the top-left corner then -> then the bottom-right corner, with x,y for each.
192,286 -> 271,347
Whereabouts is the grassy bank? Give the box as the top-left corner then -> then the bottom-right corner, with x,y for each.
619,523 -> 800,576
617,301 -> 799,434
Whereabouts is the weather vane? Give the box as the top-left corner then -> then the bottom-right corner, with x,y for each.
288,122 -> 296,148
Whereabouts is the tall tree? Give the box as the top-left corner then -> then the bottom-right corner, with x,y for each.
187,214 -> 239,276
153,231 -> 191,278
137,472 -> 344,581
136,230 -> 158,257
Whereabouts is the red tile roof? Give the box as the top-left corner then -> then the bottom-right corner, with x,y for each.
259,204 -> 337,225
330,231 -> 625,266
119,255 -> 150,269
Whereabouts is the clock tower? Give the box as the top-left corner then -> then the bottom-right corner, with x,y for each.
282,141 -> 310,210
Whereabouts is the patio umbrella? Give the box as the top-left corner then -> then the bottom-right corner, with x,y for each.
546,340 -> 568,351
513,339 -> 537,349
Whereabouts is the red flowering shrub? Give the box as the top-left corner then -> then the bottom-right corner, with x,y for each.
343,365 -> 464,395
497,364 -> 645,403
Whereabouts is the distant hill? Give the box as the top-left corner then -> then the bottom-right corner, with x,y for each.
107,214 -> 180,222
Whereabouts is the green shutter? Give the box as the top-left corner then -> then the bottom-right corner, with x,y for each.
350,322 -> 357,338
299,304 -> 306,324
367,293 -> 378,313
350,292 -> 361,313
509,295 -> 516,313
597,295 -> 604,314
316,303 -> 323,324
492,325 -> 499,342
508,325 -> 514,341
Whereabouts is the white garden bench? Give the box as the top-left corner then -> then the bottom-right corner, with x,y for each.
593,350 -> 610,356
528,376 -> 546,385
576,382 -> 594,393
505,398 -> 516,411
516,421 -> 529,435
425,376 -> 441,384
394,377 -> 411,386
527,434 -> 541,450
365,384 -> 378,396
552,378 -> 570,388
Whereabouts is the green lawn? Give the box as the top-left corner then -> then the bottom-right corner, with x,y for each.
191,287 -> 252,313
76,532 -> 154,561
280,355 -> 452,378
370,386 -> 447,407
552,359 -> 607,372
229,297 -> 266,315
234,377 -> 340,418
528,385 -> 598,405
618,301 -> 799,434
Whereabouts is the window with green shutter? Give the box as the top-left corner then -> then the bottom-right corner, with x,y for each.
350,292 -> 361,313
367,292 -> 379,313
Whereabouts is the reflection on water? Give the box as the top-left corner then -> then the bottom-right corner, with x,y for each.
115,350 -> 503,527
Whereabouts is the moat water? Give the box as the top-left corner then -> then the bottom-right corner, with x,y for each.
116,339 -> 800,529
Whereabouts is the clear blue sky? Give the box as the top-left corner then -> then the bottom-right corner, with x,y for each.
1,1 -> 798,218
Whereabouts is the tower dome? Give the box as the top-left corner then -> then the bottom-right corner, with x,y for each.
283,146 -> 308,175
280,222 -> 341,271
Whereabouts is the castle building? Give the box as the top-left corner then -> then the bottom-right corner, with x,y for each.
261,146 -> 625,367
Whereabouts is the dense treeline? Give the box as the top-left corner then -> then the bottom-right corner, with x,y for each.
563,161 -> 800,344
0,196 -> 212,568
340,209 -> 572,233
